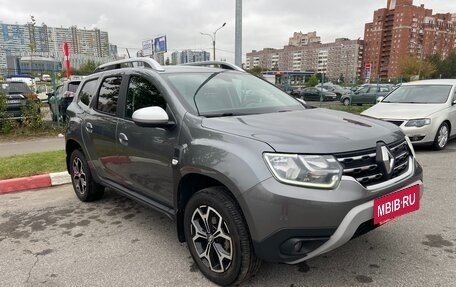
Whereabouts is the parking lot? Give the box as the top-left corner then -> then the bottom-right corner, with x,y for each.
0,141 -> 455,287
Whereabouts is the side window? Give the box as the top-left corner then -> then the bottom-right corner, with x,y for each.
79,79 -> 98,107
96,76 -> 121,115
125,75 -> 166,119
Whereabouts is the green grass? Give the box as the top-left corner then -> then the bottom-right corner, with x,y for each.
0,150 -> 66,180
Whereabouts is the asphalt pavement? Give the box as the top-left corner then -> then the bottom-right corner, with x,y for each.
0,136 -> 65,157
0,141 -> 455,286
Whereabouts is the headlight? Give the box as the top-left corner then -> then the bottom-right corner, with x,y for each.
405,118 -> 431,127
263,153 -> 342,189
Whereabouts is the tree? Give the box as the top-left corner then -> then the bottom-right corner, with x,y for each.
306,75 -> 319,87
437,51 -> 456,79
245,66 -> 264,77
398,55 -> 436,81
73,60 -> 99,75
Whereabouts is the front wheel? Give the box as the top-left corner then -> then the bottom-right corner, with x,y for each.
433,122 -> 450,150
343,98 -> 350,106
184,187 -> 261,286
69,149 -> 104,201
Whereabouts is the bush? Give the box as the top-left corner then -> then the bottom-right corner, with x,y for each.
21,99 -> 43,129
0,92 -> 19,134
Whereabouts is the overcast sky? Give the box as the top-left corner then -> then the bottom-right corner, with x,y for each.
1,0 -> 456,62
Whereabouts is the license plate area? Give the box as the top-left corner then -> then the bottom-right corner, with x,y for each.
7,99 -> 22,104
374,184 -> 420,224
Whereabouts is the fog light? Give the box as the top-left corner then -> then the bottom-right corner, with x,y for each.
293,241 -> 303,252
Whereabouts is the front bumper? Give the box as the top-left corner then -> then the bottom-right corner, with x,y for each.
244,159 -> 423,263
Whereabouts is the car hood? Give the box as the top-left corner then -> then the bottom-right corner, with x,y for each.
362,103 -> 447,119
202,109 -> 403,154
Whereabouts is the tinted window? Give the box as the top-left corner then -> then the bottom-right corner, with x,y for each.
79,79 -> 98,106
96,76 -> 121,115
125,76 -> 166,118
3,82 -> 32,94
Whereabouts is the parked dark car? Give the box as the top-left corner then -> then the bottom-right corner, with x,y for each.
65,58 -> 423,286
0,81 -> 39,119
340,84 -> 393,106
48,80 -> 81,121
298,87 -> 337,101
315,84 -> 349,100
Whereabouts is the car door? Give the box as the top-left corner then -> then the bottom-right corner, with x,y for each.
81,75 -> 122,180
114,73 -> 177,206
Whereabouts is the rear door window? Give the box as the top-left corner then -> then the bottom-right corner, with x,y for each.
79,79 -> 98,107
95,76 -> 122,115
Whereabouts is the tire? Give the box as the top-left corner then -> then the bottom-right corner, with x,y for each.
184,187 -> 261,286
69,149 -> 104,202
343,98 -> 350,106
433,122 -> 450,150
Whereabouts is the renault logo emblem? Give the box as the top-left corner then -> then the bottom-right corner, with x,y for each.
376,143 -> 395,177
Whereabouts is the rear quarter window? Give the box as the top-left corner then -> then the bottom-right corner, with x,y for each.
78,79 -> 98,107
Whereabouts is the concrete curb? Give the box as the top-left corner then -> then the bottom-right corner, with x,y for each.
0,171 -> 71,194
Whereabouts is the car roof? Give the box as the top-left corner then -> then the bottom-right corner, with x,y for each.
402,79 -> 456,86
92,57 -> 244,76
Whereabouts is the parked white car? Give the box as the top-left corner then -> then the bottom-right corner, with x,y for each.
362,79 -> 456,150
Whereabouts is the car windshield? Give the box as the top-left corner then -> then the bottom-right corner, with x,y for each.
164,71 -> 304,116
382,85 -> 452,104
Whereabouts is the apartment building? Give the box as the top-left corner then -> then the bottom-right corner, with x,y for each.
171,50 -> 210,65
0,22 -> 114,74
246,33 -> 363,82
363,0 -> 456,80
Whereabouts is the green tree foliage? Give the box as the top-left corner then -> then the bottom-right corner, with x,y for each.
245,66 -> 264,77
398,55 -> 436,81
306,75 -> 319,87
72,60 -> 99,75
432,52 -> 456,79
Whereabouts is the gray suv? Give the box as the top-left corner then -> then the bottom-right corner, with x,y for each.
65,58 -> 423,286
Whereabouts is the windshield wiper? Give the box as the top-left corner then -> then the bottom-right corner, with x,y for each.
193,71 -> 226,115
203,112 -> 235,118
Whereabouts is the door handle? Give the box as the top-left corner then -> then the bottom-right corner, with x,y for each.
85,122 -> 93,133
119,133 -> 128,146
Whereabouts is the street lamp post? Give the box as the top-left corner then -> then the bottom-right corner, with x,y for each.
200,22 -> 226,61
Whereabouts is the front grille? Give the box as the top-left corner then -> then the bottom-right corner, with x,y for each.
385,120 -> 404,126
335,140 -> 410,187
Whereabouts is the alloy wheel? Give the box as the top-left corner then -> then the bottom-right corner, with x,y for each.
437,125 -> 449,148
72,157 -> 87,195
190,205 -> 233,273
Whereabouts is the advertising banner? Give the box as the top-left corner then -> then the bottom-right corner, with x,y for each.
142,39 -> 154,56
154,36 -> 167,53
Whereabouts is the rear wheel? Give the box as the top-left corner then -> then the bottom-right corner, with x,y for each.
433,122 -> 449,150
69,149 -> 104,201
184,187 -> 261,286
343,98 -> 350,106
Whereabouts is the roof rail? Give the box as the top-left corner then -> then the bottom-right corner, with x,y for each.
181,61 -> 244,72
94,57 -> 165,73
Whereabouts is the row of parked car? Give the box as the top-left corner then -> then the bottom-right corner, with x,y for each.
0,79 -> 81,122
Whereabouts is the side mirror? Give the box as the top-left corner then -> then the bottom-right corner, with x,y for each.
377,96 -> 385,103
132,106 -> 172,127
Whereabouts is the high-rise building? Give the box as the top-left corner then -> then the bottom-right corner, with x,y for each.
288,31 -> 321,47
246,33 -> 363,82
363,0 -> 456,80
0,22 -> 115,74
171,50 -> 210,65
